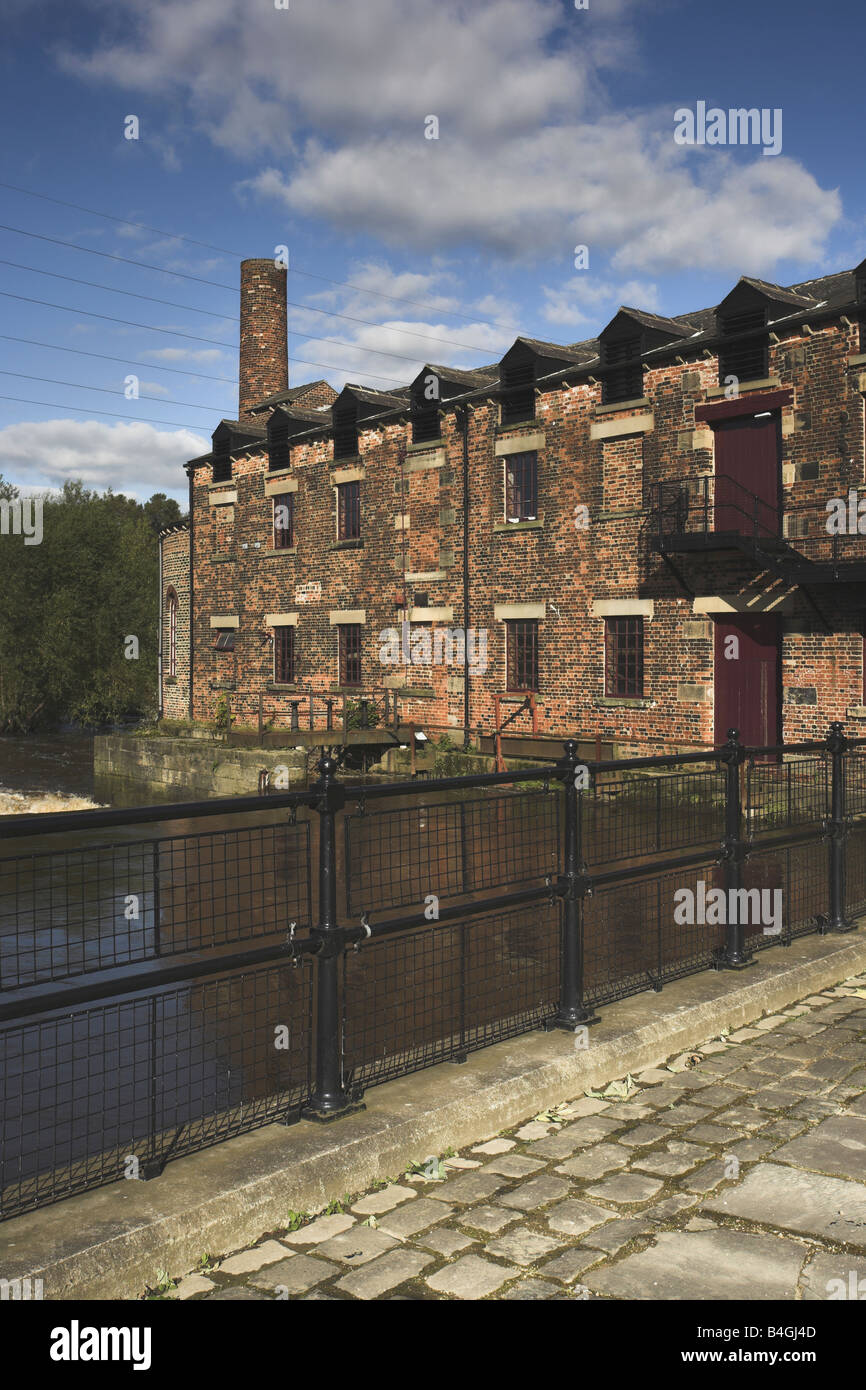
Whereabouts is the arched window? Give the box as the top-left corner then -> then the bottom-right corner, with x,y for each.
166,589 -> 178,678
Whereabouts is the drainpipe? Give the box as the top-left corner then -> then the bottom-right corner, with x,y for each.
157,530 -> 163,719
187,466 -> 194,723
458,404 -> 471,749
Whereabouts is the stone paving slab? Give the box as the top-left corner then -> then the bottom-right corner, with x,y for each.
498,1175 -> 572,1210
155,971 -> 866,1302
582,1229 -> 807,1300
799,1253 -> 866,1301
500,1278 -> 561,1300
425,1254 -> 518,1299
483,1229 -> 564,1266
315,1226 -> 399,1265
350,1185 -> 417,1216
335,1250 -> 433,1300
771,1113 -> 866,1181
249,1255 -> 339,1295
702,1163 -> 866,1247
554,1143 -> 632,1178
459,1204 -> 519,1234
377,1197 -> 454,1239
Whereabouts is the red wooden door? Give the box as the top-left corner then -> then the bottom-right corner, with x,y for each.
714,414 -> 780,536
714,615 -> 781,748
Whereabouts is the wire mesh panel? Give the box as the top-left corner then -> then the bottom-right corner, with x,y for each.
845,823 -> 866,918
156,821 -> 311,955
746,757 -> 829,837
344,790 -> 560,916
743,839 -> 826,951
0,819 -> 310,992
583,861 -> 722,1005
845,749 -> 866,818
0,959 -> 312,1220
341,902 -> 560,1089
580,770 -> 725,868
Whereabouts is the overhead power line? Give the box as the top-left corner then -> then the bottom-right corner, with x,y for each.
0,281 -> 460,371
0,223 -> 505,357
0,288 -> 237,348
0,332 -> 406,389
0,179 -> 521,332
0,369 -> 232,413
0,333 -> 238,384
0,258 -> 232,319
0,393 -> 212,431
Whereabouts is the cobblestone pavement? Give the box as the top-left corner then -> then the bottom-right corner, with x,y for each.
155,975 -> 866,1302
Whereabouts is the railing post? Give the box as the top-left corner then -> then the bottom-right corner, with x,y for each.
825,721 -> 856,933
716,728 -> 753,969
303,751 -> 364,1121
551,740 -> 599,1030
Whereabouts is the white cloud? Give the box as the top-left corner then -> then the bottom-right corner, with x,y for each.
59,0 -> 841,273
293,316 -> 509,392
0,419 -> 204,500
541,277 -> 661,329
255,124 -> 839,273
302,260 -> 463,321
61,0 -> 601,149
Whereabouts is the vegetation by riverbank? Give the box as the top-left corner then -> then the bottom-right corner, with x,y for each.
0,477 -> 184,733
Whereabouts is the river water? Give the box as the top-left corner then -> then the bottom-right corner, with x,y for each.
0,732 -> 99,812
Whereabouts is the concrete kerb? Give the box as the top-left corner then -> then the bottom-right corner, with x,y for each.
2,928 -> 864,1300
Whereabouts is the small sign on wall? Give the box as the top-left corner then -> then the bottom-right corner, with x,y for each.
295,582 -> 322,604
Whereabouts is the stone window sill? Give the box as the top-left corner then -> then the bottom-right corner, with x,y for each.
494,519 -> 544,533
268,683 -> 300,692
260,547 -> 297,558
164,677 -> 178,686
406,439 -> 444,456
594,397 -> 649,416
705,376 -> 781,400
212,554 -> 235,564
330,539 -> 364,551
595,696 -> 653,709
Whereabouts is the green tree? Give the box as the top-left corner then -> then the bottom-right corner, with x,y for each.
0,482 -> 170,731
143,492 -> 185,534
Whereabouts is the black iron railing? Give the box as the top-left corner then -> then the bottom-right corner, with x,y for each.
0,723 -> 863,1219
652,475 -> 866,578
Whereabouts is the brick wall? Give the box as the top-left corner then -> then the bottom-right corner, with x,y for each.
180,311 -> 866,754
160,526 -> 190,720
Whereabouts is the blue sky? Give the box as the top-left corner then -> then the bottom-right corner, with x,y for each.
0,0 -> 862,503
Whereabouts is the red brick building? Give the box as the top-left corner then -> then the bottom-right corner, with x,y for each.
158,521 -> 190,722
163,255 -> 866,755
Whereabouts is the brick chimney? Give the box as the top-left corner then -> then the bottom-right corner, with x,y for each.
238,258 -> 288,419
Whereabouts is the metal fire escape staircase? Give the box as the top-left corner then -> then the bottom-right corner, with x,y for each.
648,474 -> 866,628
